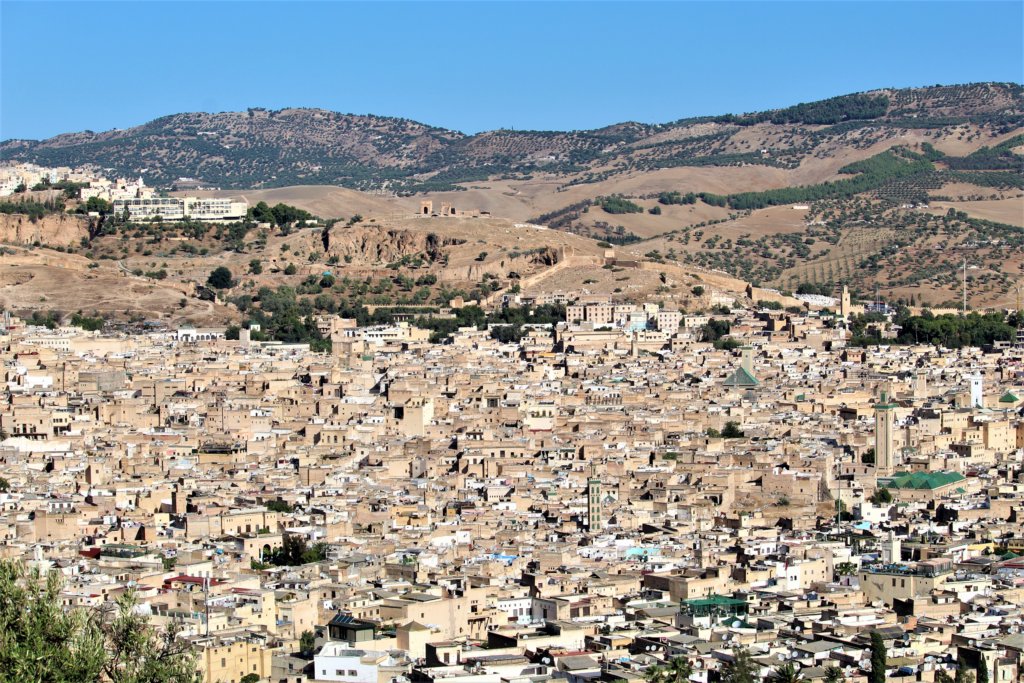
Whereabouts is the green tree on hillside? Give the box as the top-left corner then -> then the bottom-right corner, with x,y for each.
84,197 -> 114,214
207,266 -> 234,289
598,195 -> 644,214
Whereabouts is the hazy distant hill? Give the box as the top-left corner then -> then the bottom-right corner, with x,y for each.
2,83 -> 1021,192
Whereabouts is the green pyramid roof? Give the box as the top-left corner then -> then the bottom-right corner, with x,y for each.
724,366 -> 759,387
879,470 -> 966,490
999,390 -> 1019,403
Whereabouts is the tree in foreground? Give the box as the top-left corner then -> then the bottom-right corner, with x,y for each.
721,647 -> 758,683
769,662 -> 800,683
299,629 -> 317,657
954,659 -> 976,683
976,654 -> 988,683
645,657 -> 693,683
0,560 -> 106,681
870,631 -> 887,683
823,666 -> 844,683
0,559 -> 200,683
102,590 -> 202,683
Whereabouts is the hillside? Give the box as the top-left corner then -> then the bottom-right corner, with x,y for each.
1,82 -> 1022,320
3,83 -> 1021,193
0,211 -> 664,333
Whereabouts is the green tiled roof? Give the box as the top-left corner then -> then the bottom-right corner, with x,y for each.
724,366 -> 759,387
879,470 -> 966,490
684,594 -> 747,607
999,391 -> 1019,403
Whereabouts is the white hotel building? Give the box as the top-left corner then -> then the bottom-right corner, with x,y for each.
112,196 -> 247,222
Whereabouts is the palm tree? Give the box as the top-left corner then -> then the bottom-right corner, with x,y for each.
645,657 -> 693,683
721,648 -> 758,683
666,657 -> 694,683
769,662 -> 800,683
645,663 -> 667,683
824,666 -> 844,683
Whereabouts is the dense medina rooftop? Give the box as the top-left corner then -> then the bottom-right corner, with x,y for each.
1,296 -> 1023,683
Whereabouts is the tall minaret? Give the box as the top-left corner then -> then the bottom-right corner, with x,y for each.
840,285 -> 852,320
587,463 -> 602,531
970,371 -> 983,408
883,529 -> 902,562
913,369 -> 927,399
874,390 -> 896,476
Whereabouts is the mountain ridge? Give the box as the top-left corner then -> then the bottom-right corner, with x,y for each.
2,82 -> 1021,192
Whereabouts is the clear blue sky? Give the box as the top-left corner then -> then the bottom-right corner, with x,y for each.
2,1 -> 1022,141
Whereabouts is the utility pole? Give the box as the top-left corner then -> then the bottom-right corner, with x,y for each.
835,461 -> 841,532
204,575 -> 210,637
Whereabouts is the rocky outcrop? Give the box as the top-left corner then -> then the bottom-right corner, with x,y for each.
0,213 -> 89,247
447,246 -> 568,283
324,226 -> 464,264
